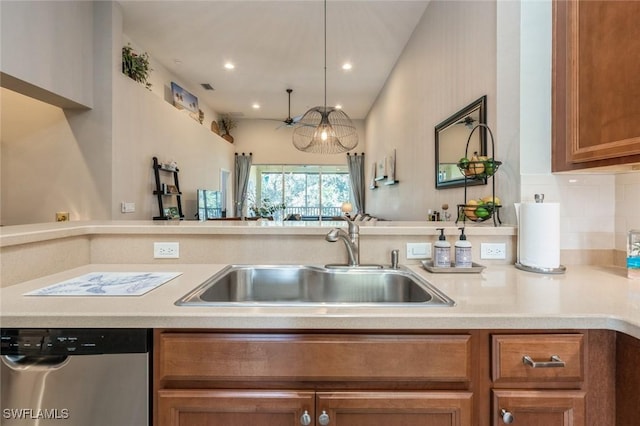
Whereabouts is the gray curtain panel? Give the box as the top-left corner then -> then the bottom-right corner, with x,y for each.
234,153 -> 253,217
347,153 -> 365,214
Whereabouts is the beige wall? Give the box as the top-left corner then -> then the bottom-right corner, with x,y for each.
365,0 -> 501,222
232,118 -> 366,165
0,89 -> 107,224
0,1 -> 94,108
0,2 -> 234,225
112,74 -> 235,220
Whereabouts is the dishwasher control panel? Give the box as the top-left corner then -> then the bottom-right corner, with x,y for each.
1,328 -> 149,355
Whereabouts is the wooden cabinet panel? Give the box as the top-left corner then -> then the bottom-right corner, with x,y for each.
552,0 -> 640,171
316,391 -> 473,426
492,334 -> 583,387
616,332 -> 640,426
493,390 -> 585,426
158,333 -> 471,384
157,389 -> 315,426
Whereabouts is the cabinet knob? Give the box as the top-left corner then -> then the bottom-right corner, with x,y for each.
300,410 -> 311,425
500,409 -> 514,424
318,410 -> 330,425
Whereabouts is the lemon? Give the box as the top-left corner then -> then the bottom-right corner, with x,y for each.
481,195 -> 501,205
464,199 -> 478,220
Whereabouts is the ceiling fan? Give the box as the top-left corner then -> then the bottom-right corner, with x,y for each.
455,116 -> 477,128
277,88 -> 302,128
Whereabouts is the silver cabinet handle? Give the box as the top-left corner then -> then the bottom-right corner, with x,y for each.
522,355 -> 566,368
500,409 -> 514,424
318,410 -> 330,425
300,410 -> 311,425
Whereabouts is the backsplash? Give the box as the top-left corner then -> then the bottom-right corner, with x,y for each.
522,172 -> 640,266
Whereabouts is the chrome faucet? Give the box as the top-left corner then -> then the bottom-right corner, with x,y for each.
325,218 -> 360,266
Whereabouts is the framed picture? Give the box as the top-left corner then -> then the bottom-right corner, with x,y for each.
164,206 -> 180,219
170,82 -> 199,122
166,184 -> 179,194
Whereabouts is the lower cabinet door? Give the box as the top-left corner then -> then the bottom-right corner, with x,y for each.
315,391 -> 473,426
493,390 -> 585,426
157,389 -> 315,426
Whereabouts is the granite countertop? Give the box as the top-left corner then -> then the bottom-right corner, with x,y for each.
1,263 -> 638,339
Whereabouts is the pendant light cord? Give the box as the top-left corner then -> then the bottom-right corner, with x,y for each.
323,0 -> 327,111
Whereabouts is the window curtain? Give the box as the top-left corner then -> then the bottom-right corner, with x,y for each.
347,153 -> 365,214
234,153 -> 252,217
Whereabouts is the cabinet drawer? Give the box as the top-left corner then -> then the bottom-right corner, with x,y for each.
158,333 -> 471,384
492,334 -> 584,385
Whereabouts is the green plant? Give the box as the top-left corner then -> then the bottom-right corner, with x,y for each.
250,198 -> 286,218
218,114 -> 237,135
122,43 -> 152,89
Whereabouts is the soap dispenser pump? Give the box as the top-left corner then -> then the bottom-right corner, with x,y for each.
455,227 -> 473,268
434,228 -> 451,268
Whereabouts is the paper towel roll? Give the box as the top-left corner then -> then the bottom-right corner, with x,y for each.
518,202 -> 560,269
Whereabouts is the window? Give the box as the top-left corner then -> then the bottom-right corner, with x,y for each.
247,165 -> 352,219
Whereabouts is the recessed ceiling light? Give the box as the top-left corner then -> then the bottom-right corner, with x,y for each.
224,62 -> 235,70
335,104 -> 343,110
174,59 -> 182,65
342,63 -> 352,71
252,103 -> 260,109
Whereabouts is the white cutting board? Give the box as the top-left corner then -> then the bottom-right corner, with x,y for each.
24,272 -> 182,296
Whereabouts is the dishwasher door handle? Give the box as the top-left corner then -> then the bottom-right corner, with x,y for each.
1,355 -> 70,371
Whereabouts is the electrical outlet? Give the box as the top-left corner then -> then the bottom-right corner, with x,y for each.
121,202 -> 136,213
480,243 -> 506,260
154,242 -> 179,259
406,242 -> 432,259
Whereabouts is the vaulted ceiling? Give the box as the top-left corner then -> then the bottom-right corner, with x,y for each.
118,1 -> 430,121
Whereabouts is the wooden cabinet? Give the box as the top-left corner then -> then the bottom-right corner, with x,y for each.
157,389 -> 472,426
316,391 -> 472,426
154,330 -> 613,425
491,334 -> 586,426
492,390 -> 585,426
154,332 -> 475,426
157,390 -> 314,426
616,332 -> 640,426
552,0 -> 640,171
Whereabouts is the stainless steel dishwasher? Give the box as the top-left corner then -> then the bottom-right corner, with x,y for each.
1,328 -> 149,425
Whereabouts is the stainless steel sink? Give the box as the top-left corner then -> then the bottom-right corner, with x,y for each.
176,265 -> 455,306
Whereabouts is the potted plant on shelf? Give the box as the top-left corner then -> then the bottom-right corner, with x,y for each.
122,43 -> 152,89
218,114 -> 237,143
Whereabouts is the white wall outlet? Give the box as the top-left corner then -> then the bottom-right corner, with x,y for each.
154,242 -> 179,259
121,202 -> 136,213
406,242 -> 432,259
480,243 -> 507,260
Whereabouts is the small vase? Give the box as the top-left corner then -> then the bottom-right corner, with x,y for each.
222,133 -> 234,143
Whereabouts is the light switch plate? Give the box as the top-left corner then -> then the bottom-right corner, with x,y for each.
406,242 -> 432,259
121,202 -> 136,213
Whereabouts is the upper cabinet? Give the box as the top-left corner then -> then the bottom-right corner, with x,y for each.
552,0 -> 640,172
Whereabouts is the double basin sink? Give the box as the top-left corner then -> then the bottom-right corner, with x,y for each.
176,264 -> 454,307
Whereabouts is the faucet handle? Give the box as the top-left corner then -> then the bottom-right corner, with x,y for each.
391,249 -> 399,269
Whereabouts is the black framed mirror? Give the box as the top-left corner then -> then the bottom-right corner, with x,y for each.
435,96 -> 487,189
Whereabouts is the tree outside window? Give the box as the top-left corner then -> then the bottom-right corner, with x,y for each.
247,165 -> 351,219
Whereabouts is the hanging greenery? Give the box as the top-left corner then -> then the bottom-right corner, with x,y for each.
122,43 -> 152,89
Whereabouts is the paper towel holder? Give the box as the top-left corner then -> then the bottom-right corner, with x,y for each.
515,193 -> 567,274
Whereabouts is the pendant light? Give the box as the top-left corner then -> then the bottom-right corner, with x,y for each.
293,0 -> 358,154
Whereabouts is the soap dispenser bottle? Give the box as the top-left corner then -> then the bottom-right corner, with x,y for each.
434,228 -> 451,268
455,227 -> 473,268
